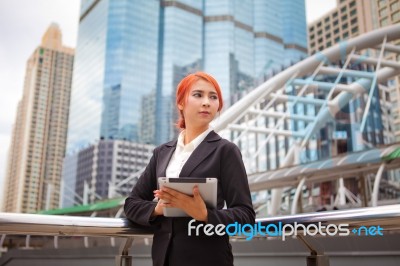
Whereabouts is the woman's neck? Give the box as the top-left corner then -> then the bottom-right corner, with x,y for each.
184,126 -> 209,145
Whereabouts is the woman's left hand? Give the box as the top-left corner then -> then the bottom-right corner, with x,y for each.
154,186 -> 208,222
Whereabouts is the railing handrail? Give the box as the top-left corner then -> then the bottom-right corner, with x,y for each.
1,204 -> 400,238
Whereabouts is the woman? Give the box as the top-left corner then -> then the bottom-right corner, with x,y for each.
124,72 -> 255,266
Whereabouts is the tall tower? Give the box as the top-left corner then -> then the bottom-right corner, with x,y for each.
2,24 -> 74,213
66,0 -> 160,154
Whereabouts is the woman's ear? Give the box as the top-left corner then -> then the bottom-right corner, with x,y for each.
178,104 -> 184,110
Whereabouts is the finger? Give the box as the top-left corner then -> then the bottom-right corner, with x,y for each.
157,191 -> 180,205
156,192 -> 171,201
162,187 -> 188,200
193,186 -> 202,199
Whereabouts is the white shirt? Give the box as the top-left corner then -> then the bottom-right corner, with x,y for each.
166,128 -> 213,178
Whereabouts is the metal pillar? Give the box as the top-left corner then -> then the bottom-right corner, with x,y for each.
115,237 -> 134,266
297,235 -> 330,266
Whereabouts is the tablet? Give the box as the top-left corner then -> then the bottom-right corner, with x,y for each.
157,177 -> 218,217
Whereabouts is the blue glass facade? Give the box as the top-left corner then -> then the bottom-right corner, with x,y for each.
67,0 -> 159,153
67,0 -> 108,154
156,0 -> 204,144
67,0 -> 308,148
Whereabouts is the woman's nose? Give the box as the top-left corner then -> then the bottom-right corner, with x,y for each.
202,99 -> 210,106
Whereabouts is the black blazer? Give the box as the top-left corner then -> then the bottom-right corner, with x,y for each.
124,131 -> 255,266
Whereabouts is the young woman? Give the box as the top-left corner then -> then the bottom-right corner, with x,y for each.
124,72 -> 255,266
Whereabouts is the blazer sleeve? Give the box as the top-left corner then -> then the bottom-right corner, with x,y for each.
124,149 -> 159,227
206,143 -> 256,226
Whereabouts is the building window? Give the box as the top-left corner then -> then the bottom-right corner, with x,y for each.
351,26 -> 358,34
324,17 -> 330,23
343,32 -> 349,39
340,6 -> 347,13
392,11 -> 400,21
351,17 -> 357,24
391,2 -> 399,11
349,1 -> 356,8
381,17 -> 389,26
350,9 -> 357,16
379,0 -> 387,8
380,8 -> 388,16
325,25 -> 330,31
341,14 -> 348,21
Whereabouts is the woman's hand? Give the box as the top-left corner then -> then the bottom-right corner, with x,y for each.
151,198 -> 166,217
154,186 -> 208,222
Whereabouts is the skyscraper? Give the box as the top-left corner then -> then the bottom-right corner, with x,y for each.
66,0 -> 160,154
2,24 -> 74,213
66,0 -> 308,150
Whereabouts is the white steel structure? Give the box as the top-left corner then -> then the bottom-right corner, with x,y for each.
212,24 -> 400,215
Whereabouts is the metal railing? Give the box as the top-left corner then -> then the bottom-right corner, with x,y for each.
1,204 -> 400,266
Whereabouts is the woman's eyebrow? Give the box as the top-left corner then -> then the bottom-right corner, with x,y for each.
192,89 -> 217,95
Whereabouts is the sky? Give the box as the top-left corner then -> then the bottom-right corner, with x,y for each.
0,0 -> 336,207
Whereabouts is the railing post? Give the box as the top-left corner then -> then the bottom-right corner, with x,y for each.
306,254 -> 330,266
115,237 -> 134,266
297,235 -> 330,266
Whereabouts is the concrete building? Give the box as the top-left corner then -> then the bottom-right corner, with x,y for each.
61,140 -> 154,207
308,0 -> 375,55
2,24 -> 74,213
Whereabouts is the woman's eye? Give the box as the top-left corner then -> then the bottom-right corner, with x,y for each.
193,93 -> 202,97
210,95 -> 218,100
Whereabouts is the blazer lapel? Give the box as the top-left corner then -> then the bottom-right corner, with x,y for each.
179,131 -> 221,177
157,140 -> 177,177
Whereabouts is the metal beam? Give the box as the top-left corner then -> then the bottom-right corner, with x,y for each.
227,124 -> 304,138
318,66 -> 375,79
292,79 -> 357,93
247,109 -> 315,122
350,54 -> 400,69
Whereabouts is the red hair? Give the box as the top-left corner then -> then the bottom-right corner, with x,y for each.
176,72 -> 224,129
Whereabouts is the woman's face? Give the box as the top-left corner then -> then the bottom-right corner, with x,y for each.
179,79 -> 220,130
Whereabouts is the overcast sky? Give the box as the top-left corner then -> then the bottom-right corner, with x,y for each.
0,0 -> 336,208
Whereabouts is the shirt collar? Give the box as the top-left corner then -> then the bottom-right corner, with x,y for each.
177,127 -> 213,151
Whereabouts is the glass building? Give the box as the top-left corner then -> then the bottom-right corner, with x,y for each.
67,0 -> 308,150
67,0 -> 159,153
